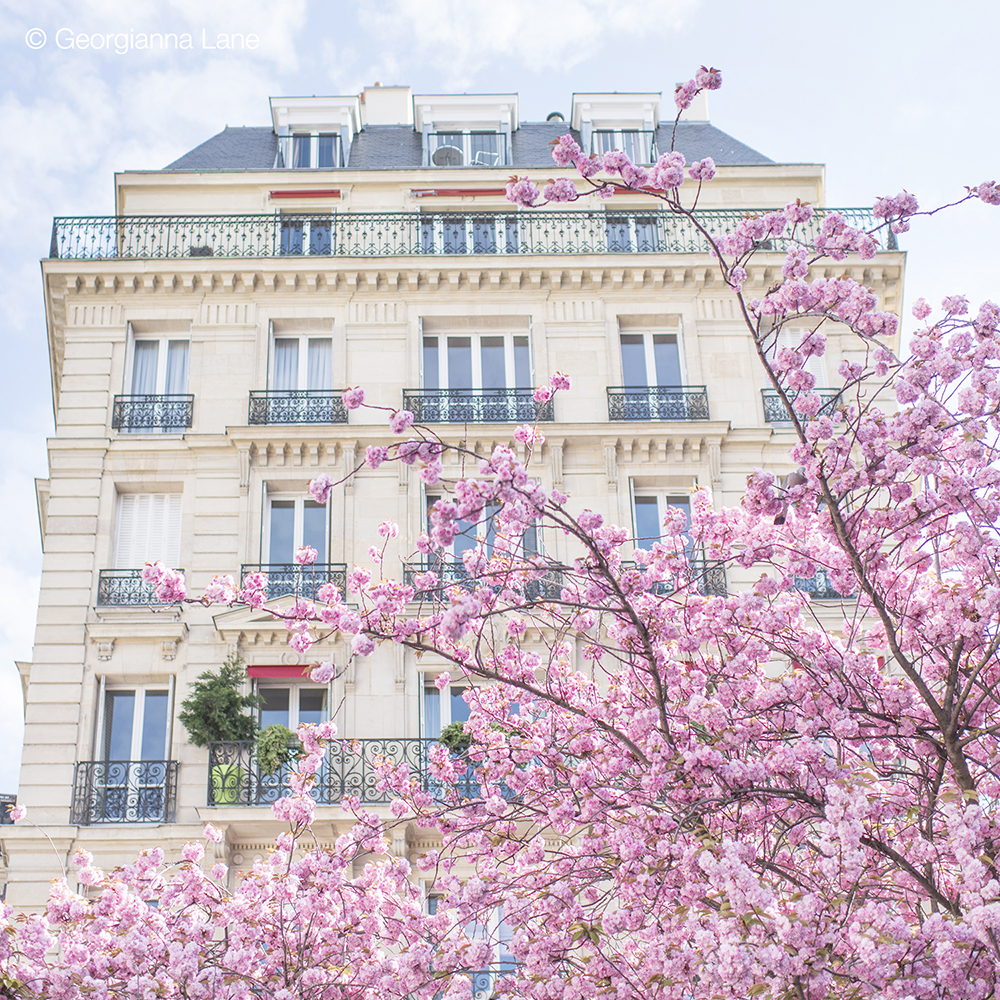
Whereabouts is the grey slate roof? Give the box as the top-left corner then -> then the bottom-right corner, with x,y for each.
164,127 -> 277,170
163,121 -> 771,171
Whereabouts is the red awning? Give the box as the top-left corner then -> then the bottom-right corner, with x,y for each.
268,189 -> 341,199
247,664 -> 313,679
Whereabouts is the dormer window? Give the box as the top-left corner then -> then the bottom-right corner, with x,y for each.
592,129 -> 657,164
428,130 -> 508,167
278,132 -> 344,169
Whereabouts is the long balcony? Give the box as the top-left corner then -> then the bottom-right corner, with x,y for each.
207,738 -> 482,806
241,563 -> 348,602
794,569 -> 853,600
761,387 -> 844,423
402,388 -> 554,424
607,385 -> 710,421
624,559 -> 728,598
248,389 -> 348,425
71,760 -> 179,825
403,560 -> 564,601
97,568 -> 185,606
112,394 -> 193,432
48,208 -> 889,261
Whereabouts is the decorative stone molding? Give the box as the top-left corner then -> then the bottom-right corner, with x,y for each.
96,640 -> 114,662
161,640 -> 178,661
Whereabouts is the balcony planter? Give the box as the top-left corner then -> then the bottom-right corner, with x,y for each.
210,763 -> 243,805
255,725 -> 301,776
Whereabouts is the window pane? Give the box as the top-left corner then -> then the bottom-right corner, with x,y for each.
653,334 -> 681,386
593,132 -> 615,156
523,521 -> 539,555
317,134 -> 335,168
480,337 -> 506,389
441,215 -> 466,253
472,218 -> 497,254
434,133 -> 463,166
447,337 -> 473,390
634,496 -> 661,545
606,214 -> 631,253
261,688 -> 290,729
423,336 -> 440,389
620,334 -> 648,385
299,689 -> 326,725
470,132 -> 499,165
307,338 -> 333,390
622,131 -> 639,162
302,501 -> 327,556
513,336 -> 531,388
165,341 -> 189,394
450,687 -> 471,724
269,500 -> 295,563
280,219 -> 304,255
424,685 -> 441,737
308,219 -> 332,255
131,341 -> 158,394
292,134 -> 310,168
273,339 -> 299,390
140,691 -> 169,760
105,691 -> 135,760
635,217 -> 660,253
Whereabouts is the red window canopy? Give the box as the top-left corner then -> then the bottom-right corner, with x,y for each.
247,664 -> 313,679
268,189 -> 341,199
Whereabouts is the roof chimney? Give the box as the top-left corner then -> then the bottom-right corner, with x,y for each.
361,85 -> 413,126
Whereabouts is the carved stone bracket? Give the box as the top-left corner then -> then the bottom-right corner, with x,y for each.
97,640 -> 114,662
602,439 -> 618,491
238,447 -> 251,494
549,439 -> 565,491
161,640 -> 178,661
707,438 -> 723,500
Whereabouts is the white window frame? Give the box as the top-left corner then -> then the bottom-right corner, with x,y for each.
427,130 -> 507,167
125,332 -> 190,395
619,328 -> 686,387
591,127 -> 653,163
418,213 -> 519,255
631,491 -> 692,548
257,684 -> 329,729
268,331 -> 334,390
769,328 -> 828,386
422,332 -> 531,390
422,677 -> 474,737
265,495 -> 328,563
97,683 -> 173,762
286,131 -> 341,169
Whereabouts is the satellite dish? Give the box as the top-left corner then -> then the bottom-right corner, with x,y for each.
432,145 -> 464,166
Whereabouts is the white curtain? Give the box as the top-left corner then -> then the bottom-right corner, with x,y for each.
131,341 -> 159,394
273,339 -> 299,390
165,341 -> 189,394
307,338 -> 332,390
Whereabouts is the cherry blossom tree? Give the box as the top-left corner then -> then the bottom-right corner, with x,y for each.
4,65 -> 1000,1000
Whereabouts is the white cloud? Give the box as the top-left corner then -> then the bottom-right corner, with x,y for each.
356,0 -> 699,86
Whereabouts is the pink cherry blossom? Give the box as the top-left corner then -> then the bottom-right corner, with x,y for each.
342,386 -> 365,409
294,545 -> 317,565
389,409 -> 415,434
308,473 -> 334,504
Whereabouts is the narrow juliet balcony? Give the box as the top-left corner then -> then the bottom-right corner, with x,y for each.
240,563 -> 348,602
248,389 -> 348,425
607,385 -> 710,421
207,738 -> 483,806
402,388 -> 554,424
97,568 -> 185,607
403,560 -> 564,602
48,208 -> 891,260
71,760 -> 179,825
761,387 -> 844,424
112,394 -> 193,432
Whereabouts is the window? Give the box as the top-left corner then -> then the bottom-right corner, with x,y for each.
423,334 -> 531,391
620,330 -> 682,387
103,687 -> 170,761
633,493 -> 691,550
115,493 -> 181,568
279,213 -> 333,255
592,129 -> 656,163
272,334 -> 333,391
428,131 -> 507,167
259,687 -> 328,729
281,132 -> 343,169
423,681 -> 472,738
419,214 -> 519,255
115,334 -> 192,432
266,497 -> 327,564
605,213 -> 661,253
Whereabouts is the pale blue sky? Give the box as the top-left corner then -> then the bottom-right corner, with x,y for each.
0,0 -> 997,793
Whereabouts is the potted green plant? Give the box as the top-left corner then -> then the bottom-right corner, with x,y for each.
437,720 -> 472,755
179,653 -> 261,805
255,724 -> 302,777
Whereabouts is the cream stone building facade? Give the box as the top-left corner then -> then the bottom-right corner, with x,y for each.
3,84 -> 902,909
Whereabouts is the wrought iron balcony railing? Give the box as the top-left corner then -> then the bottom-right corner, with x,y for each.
403,560 -> 564,602
624,559 -> 728,598
240,563 -> 348,602
97,568 -> 186,606
207,738 -> 483,806
794,568 -> 853,601
402,388 -> 554,424
48,208 -> 890,261
112,394 -> 193,432
607,385 -> 710,421
761,387 -> 844,423
248,389 -> 349,425
71,760 -> 178,825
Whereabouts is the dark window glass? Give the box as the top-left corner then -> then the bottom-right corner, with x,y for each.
480,337 -> 506,389
441,215 -> 467,253
292,134 -> 311,168
261,688 -> 290,729
303,501 -> 327,556
140,691 -> 168,760
513,336 -> 531,387
620,333 -> 648,385
299,690 -> 326,725
447,337 -> 473,390
269,500 -> 295,563
653,334 -> 681,385
317,134 -> 336,168
104,691 -> 135,760
470,132 -> 500,166
634,496 -> 661,545
450,687 -> 471,724
423,337 -> 440,389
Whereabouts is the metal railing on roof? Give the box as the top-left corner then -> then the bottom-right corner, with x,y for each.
48,208 -> 891,260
